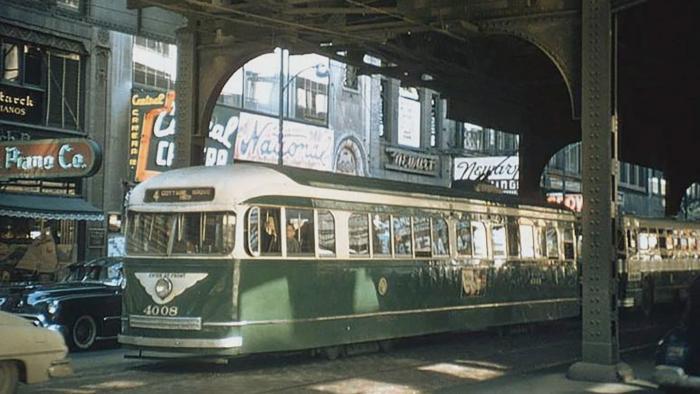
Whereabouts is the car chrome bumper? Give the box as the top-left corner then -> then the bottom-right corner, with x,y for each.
654,365 -> 700,389
48,359 -> 73,378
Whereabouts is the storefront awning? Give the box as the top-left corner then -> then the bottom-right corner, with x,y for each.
0,193 -> 104,221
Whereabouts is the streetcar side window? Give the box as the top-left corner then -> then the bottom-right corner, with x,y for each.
349,213 -> 370,256
414,216 -> 431,257
393,216 -> 412,256
317,210 -> 336,257
286,208 -> 314,256
519,224 -> 536,258
456,218 -> 473,256
260,207 -> 281,256
472,222 -> 488,258
491,224 -> 506,258
246,207 -> 260,256
638,230 -> 649,251
432,217 -> 449,256
372,214 -> 391,256
545,225 -> 559,258
506,217 -> 520,258
562,226 -> 575,260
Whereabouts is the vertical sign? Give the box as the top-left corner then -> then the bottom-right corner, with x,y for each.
128,89 -> 176,182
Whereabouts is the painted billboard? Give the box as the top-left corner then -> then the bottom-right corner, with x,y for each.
453,156 -> 519,194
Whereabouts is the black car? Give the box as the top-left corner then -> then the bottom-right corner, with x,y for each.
654,274 -> 700,392
0,257 -> 123,351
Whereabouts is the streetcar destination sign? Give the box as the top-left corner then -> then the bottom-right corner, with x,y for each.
145,187 -> 215,203
0,138 -> 102,180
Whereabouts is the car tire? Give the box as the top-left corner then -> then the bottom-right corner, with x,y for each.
0,361 -> 19,394
71,315 -> 97,351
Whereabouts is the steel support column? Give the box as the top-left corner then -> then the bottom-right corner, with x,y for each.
568,0 -> 632,382
173,26 -> 198,168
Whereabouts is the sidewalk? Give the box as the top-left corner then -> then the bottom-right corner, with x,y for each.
439,348 -> 663,394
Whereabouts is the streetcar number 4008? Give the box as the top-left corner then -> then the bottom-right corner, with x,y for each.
143,305 -> 179,316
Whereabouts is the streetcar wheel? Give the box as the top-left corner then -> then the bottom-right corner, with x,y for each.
323,346 -> 344,361
0,361 -> 19,394
71,315 -> 97,350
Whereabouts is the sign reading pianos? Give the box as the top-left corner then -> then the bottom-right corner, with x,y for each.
0,138 -> 102,180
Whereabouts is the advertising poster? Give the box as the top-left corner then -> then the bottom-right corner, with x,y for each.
453,156 -> 519,194
204,105 -> 241,166
128,88 -> 176,182
234,112 -> 334,171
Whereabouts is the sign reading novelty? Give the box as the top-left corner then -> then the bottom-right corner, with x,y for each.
453,156 -> 519,193
0,138 -> 102,180
385,147 -> 439,176
0,83 -> 44,124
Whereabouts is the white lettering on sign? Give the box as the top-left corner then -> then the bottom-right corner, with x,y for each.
4,144 -> 86,171
453,156 -> 519,182
208,115 -> 238,149
155,140 -> 174,166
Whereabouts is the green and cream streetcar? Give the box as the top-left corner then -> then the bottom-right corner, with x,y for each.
119,163 -> 581,358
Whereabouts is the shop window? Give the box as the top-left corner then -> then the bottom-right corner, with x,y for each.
397,87 -> 421,148
392,216 -> 412,256
462,123 -> 483,151
286,208 -> 314,256
430,95 -> 438,148
287,53 -> 329,125
317,210 -> 335,257
343,64 -> 358,91
491,224 -> 506,258
378,79 -> 387,138
562,226 -> 575,260
47,52 -> 81,130
349,213 -> 369,256
545,225 -> 559,258
457,219 -> 473,256
413,216 -> 431,257
1,41 -> 19,81
371,213 -> 391,256
519,224 -> 535,258
432,217 -> 449,256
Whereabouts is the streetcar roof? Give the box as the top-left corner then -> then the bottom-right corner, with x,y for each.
127,162 -> 572,215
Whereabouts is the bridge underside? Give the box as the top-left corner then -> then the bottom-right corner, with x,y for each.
130,0 -> 699,213
128,0 -> 699,380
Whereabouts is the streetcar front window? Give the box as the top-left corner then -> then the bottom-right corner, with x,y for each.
127,211 -> 235,255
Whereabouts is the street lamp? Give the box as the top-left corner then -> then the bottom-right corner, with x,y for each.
277,52 -> 329,166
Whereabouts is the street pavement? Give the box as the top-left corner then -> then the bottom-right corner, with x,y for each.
19,318 -> 672,394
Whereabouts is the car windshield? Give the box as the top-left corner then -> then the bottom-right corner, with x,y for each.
63,260 -> 122,283
126,211 -> 235,256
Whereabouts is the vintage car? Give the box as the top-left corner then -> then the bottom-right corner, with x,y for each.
0,257 -> 123,351
654,274 -> 700,392
0,311 -> 72,393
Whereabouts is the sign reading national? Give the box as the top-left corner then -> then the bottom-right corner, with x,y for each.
0,138 -> 102,180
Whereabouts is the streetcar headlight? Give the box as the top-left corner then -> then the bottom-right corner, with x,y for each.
155,278 -> 173,299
